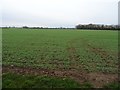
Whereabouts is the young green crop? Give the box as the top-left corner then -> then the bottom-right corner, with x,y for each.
2,28 -> 118,73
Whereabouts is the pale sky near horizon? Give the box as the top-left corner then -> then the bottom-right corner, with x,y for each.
1,0 -> 119,27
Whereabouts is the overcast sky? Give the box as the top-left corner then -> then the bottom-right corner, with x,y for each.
1,0 -> 119,27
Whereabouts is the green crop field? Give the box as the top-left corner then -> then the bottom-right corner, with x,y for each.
2,28 -> 119,88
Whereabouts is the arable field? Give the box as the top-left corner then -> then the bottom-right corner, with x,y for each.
2,28 -> 119,88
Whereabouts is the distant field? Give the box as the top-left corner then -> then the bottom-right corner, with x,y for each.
2,28 -> 119,88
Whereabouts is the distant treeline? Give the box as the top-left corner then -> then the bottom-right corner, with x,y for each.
22,26 -> 74,29
2,26 -> 75,29
2,24 -> 120,30
76,24 -> 120,30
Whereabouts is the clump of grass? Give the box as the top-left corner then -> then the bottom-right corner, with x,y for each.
3,73 -> 93,88
103,82 -> 120,89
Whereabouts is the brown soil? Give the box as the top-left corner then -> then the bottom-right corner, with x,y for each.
2,65 -> 87,83
2,65 -> 118,88
88,72 -> 118,88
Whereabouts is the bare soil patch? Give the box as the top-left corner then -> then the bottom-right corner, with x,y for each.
88,72 -> 118,88
2,65 -> 118,88
2,65 -> 87,82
